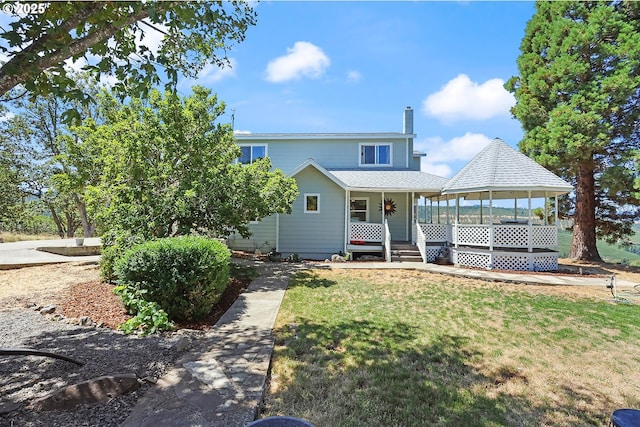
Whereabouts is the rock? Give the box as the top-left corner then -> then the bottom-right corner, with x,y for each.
170,336 -> 191,352
0,401 -> 21,414
331,254 -> 346,262
40,305 -> 56,314
30,374 -> 140,411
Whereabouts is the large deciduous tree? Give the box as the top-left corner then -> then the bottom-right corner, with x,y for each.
0,1 -> 256,119
86,86 -> 298,240
506,1 -> 640,261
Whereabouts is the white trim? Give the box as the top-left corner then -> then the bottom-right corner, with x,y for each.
304,193 -> 320,214
358,142 -> 392,167
289,159 -> 348,189
237,143 -> 268,164
235,132 -> 416,141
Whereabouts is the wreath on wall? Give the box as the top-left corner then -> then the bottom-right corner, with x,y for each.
379,198 -> 397,217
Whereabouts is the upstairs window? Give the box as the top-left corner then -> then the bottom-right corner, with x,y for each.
238,144 -> 267,164
360,143 -> 391,166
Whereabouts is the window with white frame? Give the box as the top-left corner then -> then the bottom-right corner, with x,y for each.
359,143 -> 391,166
350,198 -> 369,222
238,144 -> 267,164
304,194 -> 320,214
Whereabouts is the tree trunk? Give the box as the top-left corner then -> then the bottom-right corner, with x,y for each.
569,161 -> 602,261
74,194 -> 95,237
46,202 -> 65,239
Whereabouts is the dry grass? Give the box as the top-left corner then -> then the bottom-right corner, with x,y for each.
265,269 -> 640,426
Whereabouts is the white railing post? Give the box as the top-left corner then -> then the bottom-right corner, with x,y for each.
384,220 -> 391,262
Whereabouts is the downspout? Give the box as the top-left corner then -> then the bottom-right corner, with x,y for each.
276,213 -> 280,251
344,189 -> 349,254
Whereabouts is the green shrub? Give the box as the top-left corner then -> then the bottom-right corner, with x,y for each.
113,285 -> 174,335
115,236 -> 230,322
100,229 -> 145,283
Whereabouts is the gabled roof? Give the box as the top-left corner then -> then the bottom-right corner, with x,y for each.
442,138 -> 573,200
288,159 -> 447,196
329,169 -> 447,196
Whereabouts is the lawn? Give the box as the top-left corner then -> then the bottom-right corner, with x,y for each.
264,269 -> 640,427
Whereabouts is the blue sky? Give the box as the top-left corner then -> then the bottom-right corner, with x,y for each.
1,1 -> 537,181
178,1 -> 537,179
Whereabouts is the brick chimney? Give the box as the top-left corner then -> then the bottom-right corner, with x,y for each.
403,106 -> 413,134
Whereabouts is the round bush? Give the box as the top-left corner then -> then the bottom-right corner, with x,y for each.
114,236 -> 230,322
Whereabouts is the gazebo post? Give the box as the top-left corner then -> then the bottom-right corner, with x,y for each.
528,190 -> 533,270
489,191 -> 494,269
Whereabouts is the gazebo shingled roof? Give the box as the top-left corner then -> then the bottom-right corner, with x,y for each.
441,138 -> 573,200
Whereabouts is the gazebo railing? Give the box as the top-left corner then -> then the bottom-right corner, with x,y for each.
452,224 -> 557,249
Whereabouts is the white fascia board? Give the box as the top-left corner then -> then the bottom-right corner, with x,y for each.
235,133 -> 416,141
288,159 -> 348,190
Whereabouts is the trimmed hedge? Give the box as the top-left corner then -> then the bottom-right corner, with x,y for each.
114,236 -> 230,322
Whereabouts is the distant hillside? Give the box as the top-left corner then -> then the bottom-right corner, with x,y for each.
558,230 -> 640,267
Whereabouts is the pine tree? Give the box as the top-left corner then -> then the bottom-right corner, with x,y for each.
506,1 -> 640,261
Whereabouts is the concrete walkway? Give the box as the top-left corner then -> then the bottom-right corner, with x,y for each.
122,260 -> 306,427
320,261 -> 639,288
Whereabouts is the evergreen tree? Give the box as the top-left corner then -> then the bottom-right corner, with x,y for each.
506,1 -> 640,261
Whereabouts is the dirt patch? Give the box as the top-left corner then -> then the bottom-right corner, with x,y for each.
0,261 -> 252,330
559,258 -> 640,283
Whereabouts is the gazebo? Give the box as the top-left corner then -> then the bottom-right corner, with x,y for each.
416,138 -> 573,271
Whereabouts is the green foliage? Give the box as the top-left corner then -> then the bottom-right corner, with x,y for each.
113,285 -> 174,336
0,1 -> 257,119
99,229 -> 145,283
84,87 -> 297,240
114,236 -> 231,323
506,1 -> 640,260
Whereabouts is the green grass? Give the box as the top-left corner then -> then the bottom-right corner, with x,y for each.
264,269 -> 640,427
558,230 -> 640,266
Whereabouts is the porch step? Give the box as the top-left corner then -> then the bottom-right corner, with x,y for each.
390,242 -> 422,263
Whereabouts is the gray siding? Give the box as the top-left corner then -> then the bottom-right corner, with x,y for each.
237,137 -> 413,173
226,215 -> 277,253
279,166 -> 345,259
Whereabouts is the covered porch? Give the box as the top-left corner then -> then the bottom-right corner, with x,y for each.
328,169 -> 448,261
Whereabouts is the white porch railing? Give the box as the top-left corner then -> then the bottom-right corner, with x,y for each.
384,220 -> 391,262
452,224 -> 558,249
418,223 -> 450,242
416,222 -> 427,262
349,222 -> 384,243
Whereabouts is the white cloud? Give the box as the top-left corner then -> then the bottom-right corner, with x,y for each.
416,132 -> 492,177
265,41 -> 330,83
234,130 -> 252,135
196,60 -> 237,84
347,70 -> 361,82
422,74 -> 515,122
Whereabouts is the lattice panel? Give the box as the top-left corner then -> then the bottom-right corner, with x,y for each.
420,224 -> 449,242
493,255 -> 529,271
456,226 -> 490,247
425,247 -> 440,262
349,222 -> 383,242
531,227 -> 557,247
455,251 -> 490,269
532,255 -> 558,272
493,225 -> 528,247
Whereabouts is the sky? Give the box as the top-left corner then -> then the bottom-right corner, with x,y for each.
176,1 -> 538,179
1,1 -> 537,181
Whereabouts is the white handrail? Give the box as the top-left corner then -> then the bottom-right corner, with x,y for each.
384,220 -> 391,262
416,220 -> 427,263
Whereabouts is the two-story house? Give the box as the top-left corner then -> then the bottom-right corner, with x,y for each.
227,107 -> 448,260
227,107 -> 573,271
